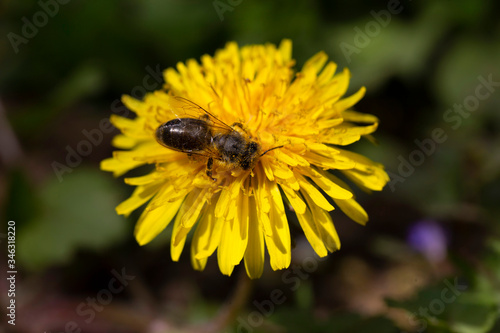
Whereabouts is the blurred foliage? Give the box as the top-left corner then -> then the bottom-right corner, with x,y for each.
15,168 -> 127,270
1,0 -> 499,332
268,311 -> 397,333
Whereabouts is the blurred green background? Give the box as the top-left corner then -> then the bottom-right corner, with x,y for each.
1,0 -> 499,332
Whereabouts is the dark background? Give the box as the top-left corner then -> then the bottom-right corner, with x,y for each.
1,0 -> 499,332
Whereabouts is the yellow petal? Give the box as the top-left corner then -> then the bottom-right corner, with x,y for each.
317,61 -> 337,86
278,148 -> 310,167
194,198 -> 225,259
295,172 -> 334,211
244,196 -> 265,279
122,94 -> 145,116
110,141 -> 173,169
264,180 -> 291,270
322,172 -> 369,225
261,157 -> 275,181
334,198 -> 368,225
214,175 -> 243,218
218,191 -> 251,269
190,239 -> 208,271
124,172 -> 162,186
301,51 -> 328,77
322,123 -> 379,146
317,118 -> 344,130
180,188 -> 207,229
235,192 -> 250,264
297,167 -> 353,200
302,191 -> 341,252
295,207 -> 328,257
116,180 -> 163,217
172,188 -> 207,246
171,202 -> 190,262
274,149 -> 299,166
342,167 -> 389,192
270,160 -> 294,180
306,142 -> 340,158
279,39 -> 292,63
332,68 -> 351,101
130,145 -> 184,164
134,195 -> 184,246
217,220 -> 237,276
280,183 -> 307,215
342,110 -> 379,123
337,148 -> 385,172
112,134 -> 139,149
100,157 -> 144,177
110,115 -> 150,140
145,179 -> 192,212
252,166 -> 273,236
164,67 -> 184,92
334,86 -> 366,112
303,151 -> 356,170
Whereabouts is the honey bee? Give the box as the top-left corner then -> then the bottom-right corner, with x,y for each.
155,97 -> 282,181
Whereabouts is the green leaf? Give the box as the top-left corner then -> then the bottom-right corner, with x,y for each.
447,293 -> 498,333
4,168 -> 40,227
17,168 -> 127,270
269,308 -> 397,333
387,277 -> 499,333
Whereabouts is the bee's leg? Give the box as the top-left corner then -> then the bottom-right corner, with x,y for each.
231,122 -> 251,136
206,157 -> 216,181
231,122 -> 245,130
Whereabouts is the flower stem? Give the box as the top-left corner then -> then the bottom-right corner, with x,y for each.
190,269 -> 254,333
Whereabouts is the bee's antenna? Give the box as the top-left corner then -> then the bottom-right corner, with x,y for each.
260,145 -> 284,157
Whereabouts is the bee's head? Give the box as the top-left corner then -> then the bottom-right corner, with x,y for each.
240,141 -> 261,170
248,142 -> 259,154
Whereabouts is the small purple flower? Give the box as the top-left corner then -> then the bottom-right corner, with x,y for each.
407,220 -> 448,263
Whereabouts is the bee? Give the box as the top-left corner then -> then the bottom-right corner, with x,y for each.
155,97 -> 282,181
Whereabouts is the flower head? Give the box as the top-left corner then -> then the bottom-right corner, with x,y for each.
101,40 -> 389,278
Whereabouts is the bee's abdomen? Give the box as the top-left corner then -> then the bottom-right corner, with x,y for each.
156,118 -> 212,152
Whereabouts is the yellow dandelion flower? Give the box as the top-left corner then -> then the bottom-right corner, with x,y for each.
101,40 -> 389,279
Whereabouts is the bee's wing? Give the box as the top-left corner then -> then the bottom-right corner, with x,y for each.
162,145 -> 222,161
167,96 -> 233,132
